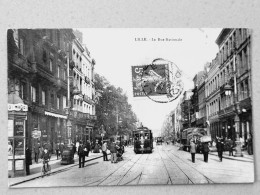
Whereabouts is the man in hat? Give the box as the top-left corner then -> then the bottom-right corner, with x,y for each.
78,142 -> 85,168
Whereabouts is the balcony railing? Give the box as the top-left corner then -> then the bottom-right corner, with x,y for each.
69,110 -> 97,121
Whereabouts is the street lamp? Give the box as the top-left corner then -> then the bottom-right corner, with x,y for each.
224,84 -> 232,96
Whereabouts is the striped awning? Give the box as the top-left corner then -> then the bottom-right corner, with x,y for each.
45,111 -> 67,119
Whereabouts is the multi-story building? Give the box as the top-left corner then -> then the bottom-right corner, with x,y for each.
70,31 -> 96,144
216,28 -> 252,144
180,90 -> 193,129
205,55 -> 221,139
190,71 -> 204,127
8,29 -> 97,153
197,66 -> 207,128
8,29 -> 75,150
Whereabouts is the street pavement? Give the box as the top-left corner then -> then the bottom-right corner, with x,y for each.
9,143 -> 254,188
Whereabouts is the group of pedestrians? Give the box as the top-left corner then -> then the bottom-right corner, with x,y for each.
189,140 -> 210,163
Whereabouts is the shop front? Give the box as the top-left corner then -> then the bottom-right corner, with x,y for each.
8,102 -> 28,177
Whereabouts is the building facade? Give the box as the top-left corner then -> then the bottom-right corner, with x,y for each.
205,55 -> 221,139
216,28 -> 252,144
8,29 -> 97,155
70,32 -> 96,144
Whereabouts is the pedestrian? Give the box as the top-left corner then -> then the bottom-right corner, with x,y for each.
190,140 -> 196,163
102,141 -> 108,161
39,146 -> 43,159
78,142 -> 85,168
59,143 -> 64,156
93,140 -> 100,153
202,142 -> 210,163
217,139 -> 224,162
72,143 -> 76,155
86,141 -> 91,157
55,143 -> 59,160
109,139 -> 118,163
247,134 -> 253,155
34,142 -> 40,163
227,139 -> 234,156
25,145 -> 32,175
91,141 -> 94,153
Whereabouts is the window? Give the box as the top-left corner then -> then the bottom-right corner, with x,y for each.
240,82 -> 244,100
19,38 -> 25,55
63,68 -> 66,80
63,96 -> 67,108
51,94 -> 54,108
31,86 -> 36,102
57,97 -> 60,109
42,49 -> 47,63
49,59 -> 53,72
42,90 -> 46,105
57,66 -> 60,78
19,81 -> 27,100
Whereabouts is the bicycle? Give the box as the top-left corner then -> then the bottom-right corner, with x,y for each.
41,159 -> 51,177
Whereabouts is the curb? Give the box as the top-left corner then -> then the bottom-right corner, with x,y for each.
209,152 -> 254,163
9,153 -> 110,187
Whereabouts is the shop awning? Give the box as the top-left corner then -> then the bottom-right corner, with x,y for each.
45,111 -> 67,119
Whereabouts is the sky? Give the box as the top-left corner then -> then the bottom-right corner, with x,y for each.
79,28 -> 222,137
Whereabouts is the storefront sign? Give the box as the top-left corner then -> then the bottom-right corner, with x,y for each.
14,138 -> 24,156
8,120 -> 14,137
8,103 -> 28,111
15,160 -> 24,170
14,119 -> 24,136
32,130 -> 41,138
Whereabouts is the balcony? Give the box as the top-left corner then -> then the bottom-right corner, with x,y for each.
31,62 -> 54,82
69,110 -> 96,123
9,52 -> 31,74
218,105 -> 235,117
53,78 -> 67,90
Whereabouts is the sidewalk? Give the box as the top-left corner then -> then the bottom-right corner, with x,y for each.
209,147 -> 254,163
9,151 -> 109,187
174,144 -> 254,163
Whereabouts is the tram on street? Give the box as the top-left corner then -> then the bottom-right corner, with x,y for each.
133,127 -> 153,153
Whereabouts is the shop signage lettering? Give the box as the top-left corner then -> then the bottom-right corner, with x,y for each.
32,130 -> 41,138
8,103 -> 28,111
14,120 -> 24,136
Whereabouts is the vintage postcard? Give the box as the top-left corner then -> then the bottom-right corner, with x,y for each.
7,28 -> 254,187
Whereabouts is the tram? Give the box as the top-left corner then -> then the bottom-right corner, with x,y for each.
133,127 -> 153,153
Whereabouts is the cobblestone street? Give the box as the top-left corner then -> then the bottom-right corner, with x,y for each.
11,143 -> 254,188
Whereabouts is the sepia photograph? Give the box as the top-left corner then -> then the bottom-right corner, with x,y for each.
7,28 -> 254,188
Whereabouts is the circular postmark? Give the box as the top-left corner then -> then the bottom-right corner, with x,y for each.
140,58 -> 184,103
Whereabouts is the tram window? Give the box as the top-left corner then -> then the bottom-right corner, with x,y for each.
134,134 -> 139,140
144,133 -> 149,139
